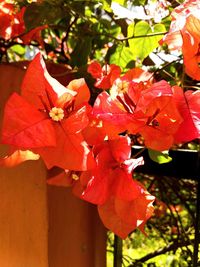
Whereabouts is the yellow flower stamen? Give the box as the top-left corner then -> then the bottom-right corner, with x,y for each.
49,107 -> 64,121
116,80 -> 129,94
110,78 -> 129,98
72,173 -> 79,181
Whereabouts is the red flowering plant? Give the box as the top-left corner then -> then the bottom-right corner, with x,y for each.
0,0 -> 200,240
0,0 -> 47,47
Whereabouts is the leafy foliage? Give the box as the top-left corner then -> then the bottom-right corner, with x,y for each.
128,21 -> 166,61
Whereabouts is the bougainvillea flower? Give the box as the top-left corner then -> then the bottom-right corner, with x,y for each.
82,114 -> 107,146
0,1 -> 16,39
172,86 -> 200,143
71,136 -> 154,238
181,15 -> 200,80
109,67 -> 153,98
122,67 -> 153,84
46,136 -> 155,239
21,24 -> 47,48
80,136 -> 144,205
160,0 -> 200,50
93,80 -> 182,150
0,3 -> 46,46
160,0 -> 200,80
98,190 -> 155,239
131,96 -> 183,151
92,91 -> 133,136
133,80 -> 172,112
1,53 -> 95,170
67,78 -> 91,108
87,61 -> 121,89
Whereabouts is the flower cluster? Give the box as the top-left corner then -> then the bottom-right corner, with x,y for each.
0,0 -> 200,239
160,0 -> 200,80
0,1 -> 46,45
1,52 -> 200,238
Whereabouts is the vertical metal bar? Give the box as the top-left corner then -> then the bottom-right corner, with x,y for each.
193,180 -> 200,267
114,234 -> 123,267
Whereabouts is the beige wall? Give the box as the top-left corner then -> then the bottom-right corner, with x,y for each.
0,63 -> 106,267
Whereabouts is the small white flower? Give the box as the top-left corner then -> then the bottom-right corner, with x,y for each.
49,107 -> 64,121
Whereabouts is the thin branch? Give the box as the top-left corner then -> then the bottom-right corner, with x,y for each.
132,147 -> 146,158
61,16 -> 78,60
183,85 -> 200,90
153,58 -> 180,74
94,31 -> 168,42
129,239 -> 194,266
163,176 -> 195,221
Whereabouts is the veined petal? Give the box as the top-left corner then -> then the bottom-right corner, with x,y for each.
173,86 -> 200,142
1,93 -> 56,148
62,105 -> 89,134
108,136 -> 132,162
34,124 -> 95,170
111,169 -> 142,201
21,53 -> 75,110
67,78 -> 91,108
81,170 -> 109,205
98,190 -> 155,239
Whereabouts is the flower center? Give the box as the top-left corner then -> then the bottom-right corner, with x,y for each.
72,173 -> 79,181
49,107 -> 64,121
116,80 -> 129,94
111,79 -> 129,96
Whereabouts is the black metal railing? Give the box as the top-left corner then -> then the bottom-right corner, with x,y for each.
113,147 -> 200,267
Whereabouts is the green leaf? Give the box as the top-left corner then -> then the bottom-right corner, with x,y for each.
24,2 -> 65,30
128,21 -> 166,61
109,24 -> 121,37
131,0 -> 146,5
112,0 -> 127,5
127,22 -> 134,40
70,37 -> 92,67
10,45 -> 25,55
100,0 -> 112,12
148,149 -> 172,164
109,44 -> 134,70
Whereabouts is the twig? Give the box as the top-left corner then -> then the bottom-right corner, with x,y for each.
129,239 -> 194,266
182,85 -> 200,90
94,31 -> 168,42
61,16 -> 78,60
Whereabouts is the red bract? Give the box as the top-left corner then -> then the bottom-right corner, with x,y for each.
0,2 -> 46,46
82,114 -> 107,145
71,136 -> 154,238
87,61 -> 121,89
131,96 -> 183,151
98,191 -> 155,239
107,67 -> 153,100
93,80 -> 182,151
0,1 -> 24,39
122,67 -> 153,85
160,0 -> 200,80
1,53 -> 95,171
160,0 -> 200,50
21,24 -> 47,48
181,15 -> 200,80
0,1 -> 15,39
80,136 -> 144,205
173,86 -> 200,143
93,91 -> 133,136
